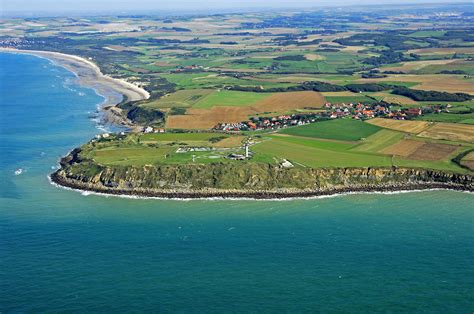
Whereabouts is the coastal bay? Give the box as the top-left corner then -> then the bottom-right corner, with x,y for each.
0,48 -> 149,127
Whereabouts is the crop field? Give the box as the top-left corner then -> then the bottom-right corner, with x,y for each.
140,132 -> 226,142
461,151 -> 474,170
192,90 -> 271,108
91,146 -> 173,166
142,89 -> 214,109
367,118 -> 431,134
212,136 -> 245,148
360,75 -> 474,95
166,106 -> 253,129
418,112 -> 474,124
252,136 -> 392,168
370,93 -> 419,105
381,59 -> 458,73
418,122 -> 474,143
166,91 -> 325,129
414,60 -> 474,76
268,135 -> 357,152
381,139 -> 428,157
250,91 -> 325,112
407,143 -> 459,161
407,47 -> 474,55
324,95 -> 377,104
279,119 -> 381,141
351,129 -> 405,153
304,54 -> 325,61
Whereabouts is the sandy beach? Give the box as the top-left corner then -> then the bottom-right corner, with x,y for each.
0,48 -> 150,107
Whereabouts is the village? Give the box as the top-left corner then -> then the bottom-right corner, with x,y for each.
213,102 -> 451,132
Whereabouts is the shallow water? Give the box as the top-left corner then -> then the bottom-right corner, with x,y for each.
1,52 -> 473,312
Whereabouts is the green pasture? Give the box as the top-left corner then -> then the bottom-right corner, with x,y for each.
351,129 -> 405,153
140,132 -> 227,142
279,119 -> 382,142
192,90 -> 271,108
252,136 -> 392,168
141,89 -> 214,108
325,95 -> 378,104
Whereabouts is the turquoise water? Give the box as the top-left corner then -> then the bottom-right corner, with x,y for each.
1,52 -> 473,312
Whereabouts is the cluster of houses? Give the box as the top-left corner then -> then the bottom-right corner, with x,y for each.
141,126 -> 166,133
0,38 -> 41,48
176,147 -> 214,153
324,102 -> 389,119
323,102 -> 450,120
214,102 -> 452,132
215,114 -> 320,131
171,64 -> 209,73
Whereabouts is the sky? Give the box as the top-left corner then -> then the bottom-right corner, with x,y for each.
0,0 -> 466,16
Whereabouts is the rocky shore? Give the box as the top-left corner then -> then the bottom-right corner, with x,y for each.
50,172 -> 472,199
50,148 -> 473,199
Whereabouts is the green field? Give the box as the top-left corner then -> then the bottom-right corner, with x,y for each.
140,132 -> 227,142
406,30 -> 447,38
192,90 -> 271,108
252,136 -> 393,168
279,119 -> 382,141
351,129 -> 405,153
324,95 -> 378,104
412,61 -> 474,75
418,112 -> 474,124
90,146 -> 173,166
141,89 -> 214,109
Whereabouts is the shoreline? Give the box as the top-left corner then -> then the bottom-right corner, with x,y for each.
49,170 -> 473,200
0,48 -> 150,127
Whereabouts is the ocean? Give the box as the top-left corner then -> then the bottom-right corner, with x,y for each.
1,52 -> 473,312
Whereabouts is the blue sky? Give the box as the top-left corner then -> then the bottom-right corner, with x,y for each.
1,0 -> 464,15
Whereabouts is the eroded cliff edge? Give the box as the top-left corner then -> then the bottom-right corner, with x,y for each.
51,148 -> 473,199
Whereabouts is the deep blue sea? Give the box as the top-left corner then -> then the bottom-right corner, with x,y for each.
1,52 -> 473,312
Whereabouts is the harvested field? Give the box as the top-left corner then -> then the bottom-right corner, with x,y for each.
341,46 -> 367,53
408,143 -> 459,161
154,61 -> 177,67
213,67 -> 267,73
166,91 -> 325,129
407,47 -> 474,55
321,91 -> 360,97
371,93 -> 419,105
381,59 -> 457,72
103,45 -> 137,52
381,139 -> 425,157
251,91 -> 325,113
166,106 -> 253,129
367,118 -> 431,134
304,54 -> 325,61
279,119 -> 381,141
352,129 -> 404,153
461,151 -> 474,170
358,75 -> 474,95
142,89 -> 214,108
418,123 -> 474,143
